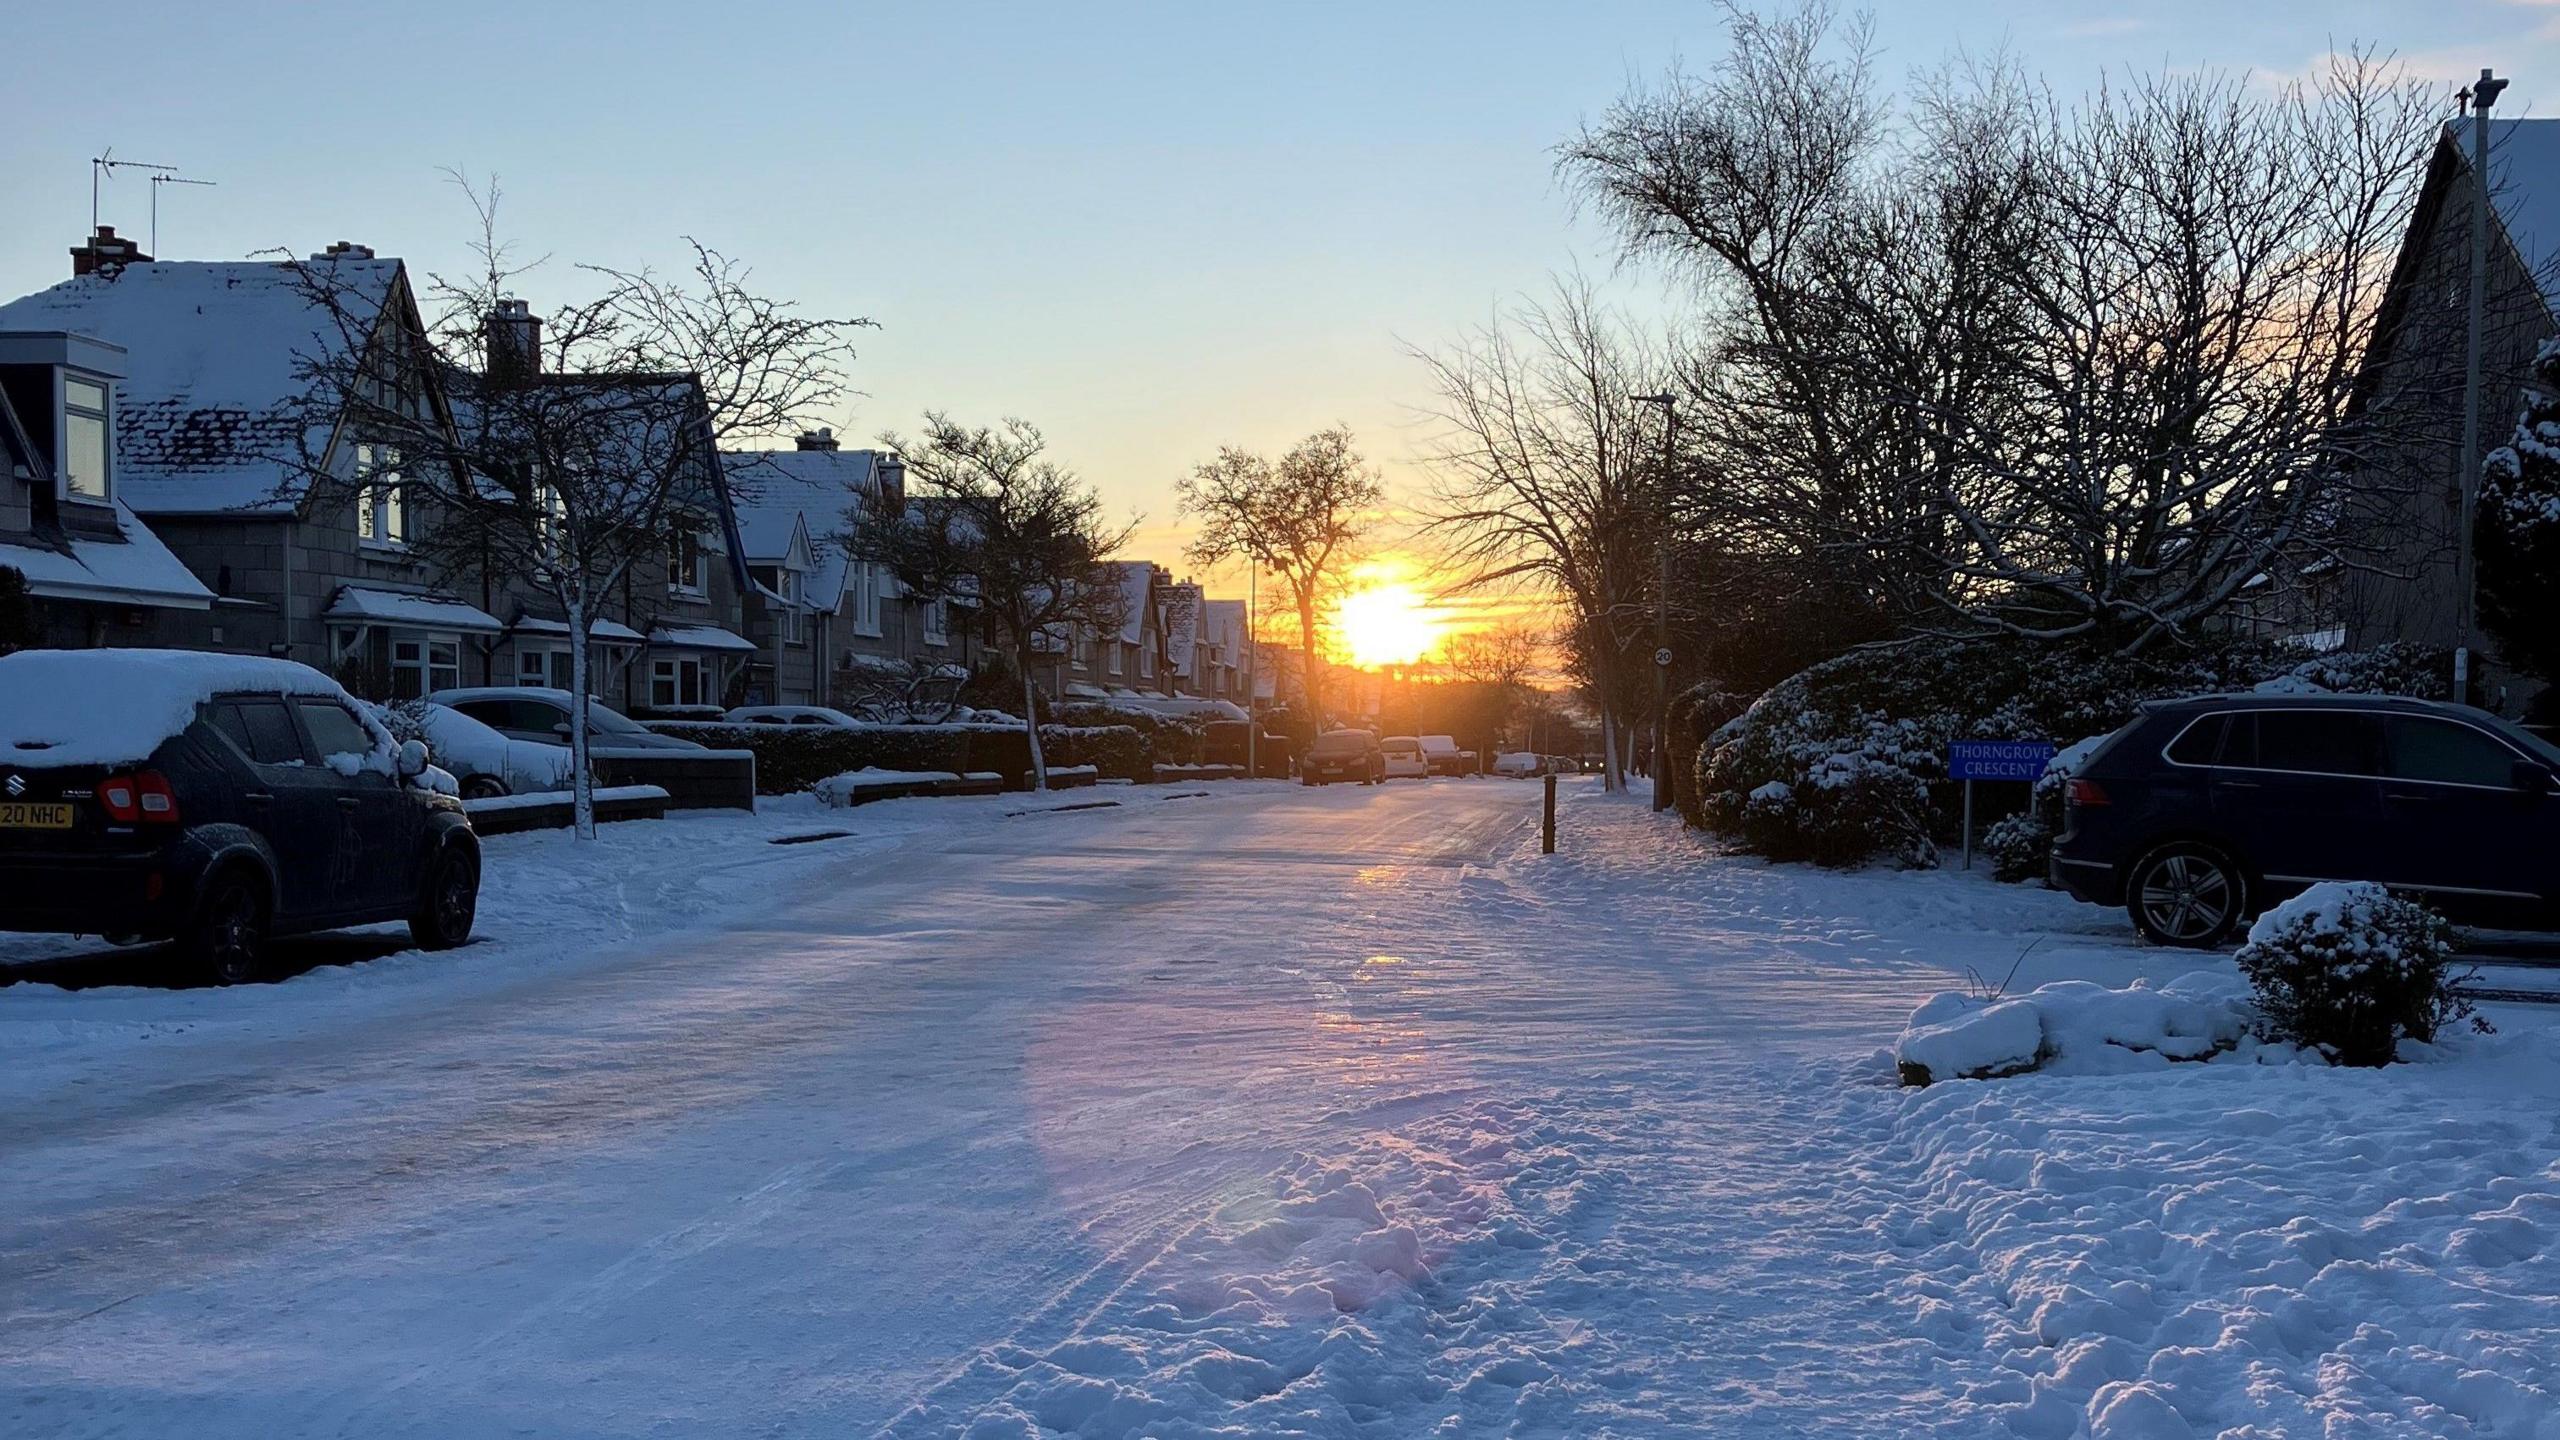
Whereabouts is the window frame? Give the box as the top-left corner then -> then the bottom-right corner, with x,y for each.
353,442 -> 409,548
388,633 -> 463,701
59,370 -> 113,504
2159,706 -> 2396,781
2383,715 -> 2531,791
666,530 -> 707,598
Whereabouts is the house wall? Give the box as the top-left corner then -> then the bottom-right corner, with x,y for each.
2345,153 -> 2554,709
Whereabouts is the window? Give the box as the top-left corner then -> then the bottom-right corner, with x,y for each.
922,598 -> 949,647
2166,715 -> 2228,766
666,530 -> 705,595
1107,641 -> 1123,676
62,375 -> 110,501
778,569 -> 803,645
389,635 -> 461,701
215,698 -> 308,766
297,699 -> 375,764
850,563 -> 883,637
1139,643 -> 1154,680
2386,718 -> 2518,787
651,656 -> 707,708
354,443 -> 407,546
517,647 -> 578,691
2234,710 -> 2382,777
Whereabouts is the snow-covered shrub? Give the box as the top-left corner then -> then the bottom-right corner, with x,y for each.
1041,723 -> 1150,781
1054,703 -> 1206,766
2252,640 -> 2449,699
1667,684 -> 1755,827
2234,882 -> 2480,1067
1696,634 -> 2450,869
1893,971 -> 2259,1085
1979,811 -> 2053,883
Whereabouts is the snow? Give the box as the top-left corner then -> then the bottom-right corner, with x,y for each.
382,701 -> 576,795
505,613 -> 648,643
321,586 -> 503,633
719,446 -> 883,611
2,785 -> 2554,1436
647,622 -> 759,653
463,783 -> 668,814
1894,971 -> 2263,1082
0,500 -> 215,608
812,767 -> 964,805
0,648 -> 371,768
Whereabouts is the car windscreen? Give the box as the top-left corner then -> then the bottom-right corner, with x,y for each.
1310,732 -> 1373,755
586,705 -> 650,735
2477,713 -> 2560,768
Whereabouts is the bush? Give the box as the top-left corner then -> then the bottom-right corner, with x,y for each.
2234,882 -> 2480,1066
1054,703 -> 1206,766
1694,634 -> 2449,869
1979,811 -> 2053,883
1667,684 -> 1754,827
1042,723 -> 1149,781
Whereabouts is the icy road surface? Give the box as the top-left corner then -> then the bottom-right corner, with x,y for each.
4,781 -> 2557,1438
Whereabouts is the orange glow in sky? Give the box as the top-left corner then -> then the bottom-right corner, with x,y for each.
1336,566 -> 1445,668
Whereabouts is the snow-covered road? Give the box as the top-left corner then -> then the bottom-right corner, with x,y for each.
5,780 -> 2557,1438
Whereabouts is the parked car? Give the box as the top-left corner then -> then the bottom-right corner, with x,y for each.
1301,728 -> 1386,786
0,650 -> 481,982
381,701 -> 577,801
2052,692 -> 2560,946
1204,721 -> 1291,777
1379,735 -> 1431,780
429,687 -> 706,752
1493,750 -> 1545,778
1418,734 -> 1476,776
723,705 -> 868,728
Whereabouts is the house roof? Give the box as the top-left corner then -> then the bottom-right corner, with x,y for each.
323,586 -> 503,634
0,254 -> 405,516
649,622 -> 758,653
0,499 -> 216,610
1201,598 -> 1248,658
2454,117 -> 2560,315
1107,560 -> 1157,645
719,447 -> 884,612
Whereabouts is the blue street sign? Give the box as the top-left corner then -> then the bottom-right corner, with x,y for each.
1947,740 -> 2057,782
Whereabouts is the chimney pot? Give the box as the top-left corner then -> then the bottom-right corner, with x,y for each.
794,427 -> 840,451
315,240 -> 376,260
486,298 -> 543,382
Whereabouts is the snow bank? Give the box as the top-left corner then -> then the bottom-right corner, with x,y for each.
813,768 -> 962,807
1895,971 -> 2261,1084
0,649 -> 375,768
463,784 -> 668,815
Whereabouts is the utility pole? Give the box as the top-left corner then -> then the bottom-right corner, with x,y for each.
1245,561 -> 1259,779
1632,391 -> 1678,813
2458,68 -> 2509,705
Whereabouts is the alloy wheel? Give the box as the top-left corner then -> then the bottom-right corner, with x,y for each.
2136,852 -> 2236,945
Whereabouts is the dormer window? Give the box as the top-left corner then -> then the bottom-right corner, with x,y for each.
62,374 -> 110,502
666,529 -> 706,597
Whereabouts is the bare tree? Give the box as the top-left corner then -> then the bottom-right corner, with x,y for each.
846,413 -> 1131,790
1177,427 -> 1381,719
286,178 -> 865,836
1412,278 -> 1666,792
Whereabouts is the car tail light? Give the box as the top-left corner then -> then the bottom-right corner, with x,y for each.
99,771 -> 182,825
2066,778 -> 2111,808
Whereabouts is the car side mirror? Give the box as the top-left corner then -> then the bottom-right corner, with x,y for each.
553,722 -> 575,739
2517,760 -> 2555,796
397,739 -> 432,779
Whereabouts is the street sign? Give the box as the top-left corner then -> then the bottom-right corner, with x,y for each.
1653,646 -> 1673,668
1947,740 -> 2057,782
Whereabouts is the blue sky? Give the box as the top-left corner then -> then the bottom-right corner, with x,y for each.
6,0 -> 2559,570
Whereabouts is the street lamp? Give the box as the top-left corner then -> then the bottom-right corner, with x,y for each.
1632,391 -> 1677,813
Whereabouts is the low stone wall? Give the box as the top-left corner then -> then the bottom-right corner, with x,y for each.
464,785 -> 672,836
590,748 -> 757,811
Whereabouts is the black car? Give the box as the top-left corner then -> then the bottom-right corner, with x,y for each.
1301,728 -> 1386,786
2,660 -> 481,983
2051,693 -> 2560,946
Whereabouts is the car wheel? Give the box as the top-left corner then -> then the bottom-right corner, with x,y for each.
461,774 -> 509,802
411,845 -> 480,951
2126,842 -> 2247,948
1302,775 -> 1318,787
185,871 -> 270,985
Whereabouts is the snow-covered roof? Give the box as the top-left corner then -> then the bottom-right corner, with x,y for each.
0,500 -> 215,610
2458,118 -> 2560,314
0,254 -> 405,516
1201,599 -> 1247,660
649,623 -> 758,653
1107,560 -> 1157,645
0,648 -> 361,769
719,447 -> 885,612
507,613 -> 647,644
322,586 -> 503,634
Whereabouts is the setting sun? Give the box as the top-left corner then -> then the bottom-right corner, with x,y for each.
1336,579 -> 1443,668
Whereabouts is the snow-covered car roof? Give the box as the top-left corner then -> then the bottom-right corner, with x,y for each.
0,648 -> 375,768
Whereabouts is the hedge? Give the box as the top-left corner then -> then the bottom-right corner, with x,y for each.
644,720 -> 1148,793
1053,703 -> 1208,766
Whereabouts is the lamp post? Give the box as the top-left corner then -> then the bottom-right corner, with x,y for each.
2457,68 -> 2509,705
1631,391 -> 1678,813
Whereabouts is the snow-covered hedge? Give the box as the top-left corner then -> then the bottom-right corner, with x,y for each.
638,720 -> 1148,794
1695,637 -> 2448,869
2234,883 -> 2480,1067
1893,972 -> 2263,1085
1053,702 -> 1205,767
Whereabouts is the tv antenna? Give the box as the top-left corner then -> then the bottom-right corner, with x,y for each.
150,173 -> 217,254
90,150 -> 179,231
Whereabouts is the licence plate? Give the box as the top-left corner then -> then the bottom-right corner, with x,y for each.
0,802 -> 74,830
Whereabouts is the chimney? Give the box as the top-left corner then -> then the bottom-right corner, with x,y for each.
71,225 -> 149,277
795,427 -> 839,451
314,240 -> 376,260
486,298 -> 542,383
878,454 -> 907,510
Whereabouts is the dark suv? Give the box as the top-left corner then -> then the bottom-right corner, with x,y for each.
2,656 -> 481,983
2052,693 -> 2560,946
1301,728 -> 1386,786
